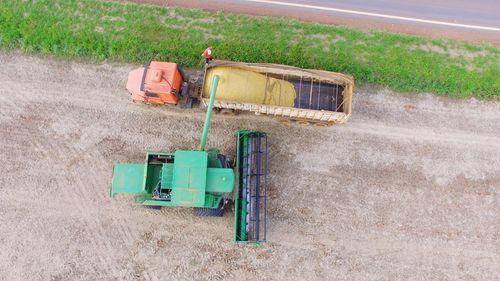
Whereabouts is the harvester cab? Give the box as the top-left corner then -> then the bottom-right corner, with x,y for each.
111,75 -> 268,244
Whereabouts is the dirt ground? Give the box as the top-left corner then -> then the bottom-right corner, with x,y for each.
0,51 -> 499,281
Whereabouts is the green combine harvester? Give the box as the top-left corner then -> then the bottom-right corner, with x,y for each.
111,75 -> 268,244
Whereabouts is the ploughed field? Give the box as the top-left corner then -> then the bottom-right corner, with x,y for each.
0,51 -> 499,280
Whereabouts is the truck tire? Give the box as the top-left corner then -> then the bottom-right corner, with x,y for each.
296,120 -> 310,126
220,109 -> 236,116
178,64 -> 188,82
274,117 -> 291,125
313,122 -> 329,127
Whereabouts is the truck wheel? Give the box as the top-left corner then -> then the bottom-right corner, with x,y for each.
275,117 -> 291,125
313,122 -> 329,127
220,109 -> 235,116
296,120 -> 310,126
143,205 -> 162,210
178,64 -> 188,81
180,82 -> 189,97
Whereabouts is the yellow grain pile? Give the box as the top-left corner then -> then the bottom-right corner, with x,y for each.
203,67 -> 296,107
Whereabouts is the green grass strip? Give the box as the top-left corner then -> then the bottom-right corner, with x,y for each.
1,0 -> 499,99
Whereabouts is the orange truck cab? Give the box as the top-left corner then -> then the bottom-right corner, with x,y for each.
126,61 -> 183,105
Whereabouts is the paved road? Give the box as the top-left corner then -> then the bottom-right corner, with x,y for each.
252,0 -> 500,29
133,0 -> 500,45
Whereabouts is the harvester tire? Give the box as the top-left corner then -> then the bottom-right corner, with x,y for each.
143,205 -> 162,210
193,207 -> 224,217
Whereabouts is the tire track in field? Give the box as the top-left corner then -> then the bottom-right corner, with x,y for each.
343,122 -> 500,149
41,108 -> 134,278
0,79 -> 133,278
